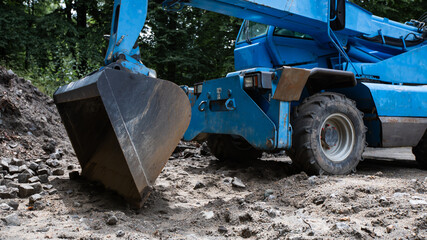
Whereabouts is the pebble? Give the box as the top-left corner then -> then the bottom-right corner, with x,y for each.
11,158 -> 24,166
38,174 -> 49,183
107,215 -> 118,225
18,184 -> 36,198
116,230 -> 125,237
223,177 -> 233,184
46,159 -> 60,168
409,199 -> 427,205
28,162 -> 39,171
193,182 -> 206,190
308,176 -> 317,185
73,202 -> 81,207
335,222 -> 350,230
29,193 -> 42,204
8,165 -> 19,174
218,226 -> 228,234
18,173 -> 30,183
52,168 -> 64,176
37,168 -> 50,176
201,211 -> 215,220
28,176 -> 39,183
232,177 -> 246,188
386,224 -> 394,233
0,203 -> 11,210
1,213 -> 21,226
8,201 -> 19,210
264,189 -> 274,198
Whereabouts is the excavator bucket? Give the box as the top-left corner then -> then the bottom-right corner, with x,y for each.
53,68 -> 191,208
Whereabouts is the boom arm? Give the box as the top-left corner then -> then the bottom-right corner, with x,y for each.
105,0 -> 424,75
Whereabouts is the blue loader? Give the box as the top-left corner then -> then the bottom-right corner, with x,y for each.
53,0 -> 427,207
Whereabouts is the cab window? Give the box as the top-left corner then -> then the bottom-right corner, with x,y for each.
238,21 -> 269,42
273,28 -> 314,40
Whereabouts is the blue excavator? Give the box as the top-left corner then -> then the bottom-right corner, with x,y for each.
53,0 -> 427,207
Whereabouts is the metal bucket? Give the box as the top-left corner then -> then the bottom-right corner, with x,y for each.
54,68 -> 191,207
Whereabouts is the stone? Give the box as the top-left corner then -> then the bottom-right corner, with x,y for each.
4,174 -> 18,180
67,165 -> 75,170
232,177 -> 246,188
37,168 -> 50,176
46,159 -> 61,168
28,162 -> 39,171
308,176 -> 318,185
52,168 -> 64,176
42,140 -> 56,154
264,189 -> 274,198
8,165 -> 19,174
18,184 -> 36,198
239,213 -> 253,222
313,196 -> 326,205
201,211 -> 215,220
0,203 -> 11,210
218,226 -> 228,234
409,199 -> 427,205
1,213 -> 20,226
33,201 -> 45,210
11,158 -> 24,166
28,176 -> 39,183
38,174 -> 49,183
223,177 -> 233,184
29,193 -> 42,204
193,182 -> 205,190
335,222 -> 350,230
18,165 -> 29,173
107,215 -> 118,225
0,187 -> 18,198
49,150 -> 63,160
43,184 -> 53,190
386,225 -> 394,233
48,189 -> 57,195
241,227 -> 255,238
18,173 -> 30,183
7,201 -> 19,210
116,230 -> 125,237
73,202 -> 81,207
0,160 -> 9,171
69,171 -> 80,180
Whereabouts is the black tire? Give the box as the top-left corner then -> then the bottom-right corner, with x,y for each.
287,92 -> 366,175
413,131 -> 427,169
207,134 -> 262,162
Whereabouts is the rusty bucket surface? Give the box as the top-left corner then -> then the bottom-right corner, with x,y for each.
54,68 -> 191,207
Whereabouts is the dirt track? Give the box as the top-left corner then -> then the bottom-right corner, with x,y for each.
1,67 -> 427,239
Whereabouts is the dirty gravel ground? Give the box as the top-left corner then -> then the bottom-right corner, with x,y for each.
1,67 -> 427,239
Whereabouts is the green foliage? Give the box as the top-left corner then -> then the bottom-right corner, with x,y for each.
351,0 -> 427,22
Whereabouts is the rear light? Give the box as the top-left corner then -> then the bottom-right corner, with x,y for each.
244,74 -> 259,88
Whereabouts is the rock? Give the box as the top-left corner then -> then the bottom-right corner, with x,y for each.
241,227 -> 255,238
67,165 -> 75,170
375,171 -> 384,177
11,158 -> 24,166
335,222 -> 350,230
218,226 -> 228,234
42,140 -> 56,154
264,189 -> 274,198
43,185 -> 53,190
18,173 -> 30,183
116,230 -> 125,237
18,165 -> 29,173
239,213 -> 253,222
46,159 -> 61,168
201,211 -> 215,220
48,189 -> 57,195
37,168 -> 50,176
52,168 -> 64,176
232,177 -> 246,188
28,162 -> 39,171
1,213 -> 20,226
308,176 -> 317,185
223,177 -> 233,184
193,182 -> 206,190
33,201 -> 45,210
8,201 -> 19,210
69,171 -> 80,180
18,184 -> 36,198
0,187 -> 18,198
0,159 -> 9,171
73,202 -> 81,207
49,149 -> 63,160
8,165 -> 19,174
409,199 -> 427,206
4,174 -> 18,180
0,203 -> 11,210
38,174 -> 49,183
29,193 -> 42,204
393,192 -> 410,198
200,142 -> 211,156
386,225 -> 394,233
28,176 -> 39,183
313,196 -> 326,205
267,208 -> 280,218
106,215 -> 118,225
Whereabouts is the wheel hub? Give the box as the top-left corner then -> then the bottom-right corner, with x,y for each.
321,124 -> 339,149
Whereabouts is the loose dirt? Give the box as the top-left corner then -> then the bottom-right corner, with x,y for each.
0,67 -> 426,239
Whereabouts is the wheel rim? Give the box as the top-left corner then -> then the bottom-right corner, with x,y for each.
319,113 -> 355,162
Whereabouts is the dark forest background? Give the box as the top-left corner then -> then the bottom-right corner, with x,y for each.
0,0 -> 425,94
